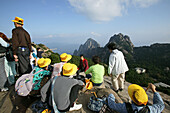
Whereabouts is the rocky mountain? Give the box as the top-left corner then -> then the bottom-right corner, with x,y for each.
73,33 -> 134,63
73,38 -> 100,56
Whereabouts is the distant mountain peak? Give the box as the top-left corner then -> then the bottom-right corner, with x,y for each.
73,38 -> 100,56
87,38 -> 94,41
84,38 -> 100,48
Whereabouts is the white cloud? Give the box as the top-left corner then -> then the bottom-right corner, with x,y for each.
91,32 -> 101,37
132,0 -> 159,7
44,33 -> 83,38
68,0 -> 160,22
68,0 -> 125,21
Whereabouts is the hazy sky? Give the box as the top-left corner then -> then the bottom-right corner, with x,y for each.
1,0 -> 170,53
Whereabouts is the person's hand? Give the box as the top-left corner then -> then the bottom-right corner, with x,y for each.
29,54 -> 32,59
148,83 -> 156,93
14,55 -> 18,62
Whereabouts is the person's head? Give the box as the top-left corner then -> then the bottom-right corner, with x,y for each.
107,43 -> 117,52
92,56 -> 100,64
80,54 -> 84,60
62,63 -> 77,77
12,17 -> 24,27
37,47 -> 41,51
60,53 -> 72,62
128,84 -> 148,106
0,32 -> 10,43
37,58 -> 51,70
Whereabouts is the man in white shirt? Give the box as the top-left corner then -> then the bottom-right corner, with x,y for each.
107,43 -> 129,92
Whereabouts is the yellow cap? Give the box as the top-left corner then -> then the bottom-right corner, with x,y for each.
128,84 -> 148,105
60,53 -> 72,62
62,63 -> 77,76
38,58 -> 51,68
12,17 -> 24,25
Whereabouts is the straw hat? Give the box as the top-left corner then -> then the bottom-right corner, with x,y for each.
38,58 -> 51,68
63,63 -> 77,76
12,17 -> 24,25
60,53 -> 72,62
128,84 -> 148,105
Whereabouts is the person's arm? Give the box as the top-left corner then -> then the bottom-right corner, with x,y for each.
108,54 -> 115,75
12,29 -> 19,61
85,67 -> 92,75
108,94 -> 128,113
27,33 -> 32,54
12,29 -> 19,55
148,83 -> 165,113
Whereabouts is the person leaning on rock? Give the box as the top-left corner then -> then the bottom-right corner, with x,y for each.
12,17 -> 32,75
107,43 -> 129,92
107,83 -> 165,113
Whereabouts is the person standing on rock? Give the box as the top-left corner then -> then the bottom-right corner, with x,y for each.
107,43 -> 129,92
12,17 -> 32,75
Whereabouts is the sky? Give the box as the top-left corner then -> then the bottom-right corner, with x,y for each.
1,0 -> 170,54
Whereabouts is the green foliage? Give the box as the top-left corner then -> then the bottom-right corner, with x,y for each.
48,53 -> 60,64
126,69 -> 155,87
38,43 -> 48,50
69,55 -> 81,66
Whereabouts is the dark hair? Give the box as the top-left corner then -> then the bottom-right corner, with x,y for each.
92,56 -> 100,64
80,54 -> 84,57
37,47 -> 41,51
107,43 -> 117,50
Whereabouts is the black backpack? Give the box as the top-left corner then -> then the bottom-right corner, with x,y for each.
0,43 -> 7,53
125,102 -> 149,113
6,45 -> 15,61
0,44 -> 7,58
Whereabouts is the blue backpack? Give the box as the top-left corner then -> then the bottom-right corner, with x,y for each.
32,66 -> 50,90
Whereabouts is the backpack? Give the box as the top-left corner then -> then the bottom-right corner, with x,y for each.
0,44 -> 7,54
87,92 -> 112,113
6,45 -> 15,61
125,102 -> 149,113
15,67 -> 44,96
51,62 -> 65,78
32,67 -> 51,90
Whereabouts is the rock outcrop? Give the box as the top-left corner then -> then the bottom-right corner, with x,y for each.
0,76 -> 170,113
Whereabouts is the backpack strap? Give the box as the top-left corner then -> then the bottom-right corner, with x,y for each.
30,67 -> 44,75
138,105 -> 149,113
125,102 -> 149,113
51,76 -> 64,113
125,102 -> 134,113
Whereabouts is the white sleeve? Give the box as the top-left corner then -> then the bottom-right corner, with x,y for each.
108,54 -> 115,75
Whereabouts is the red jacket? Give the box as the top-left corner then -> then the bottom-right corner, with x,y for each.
78,59 -> 89,72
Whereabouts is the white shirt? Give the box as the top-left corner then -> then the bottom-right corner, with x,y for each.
108,49 -> 129,76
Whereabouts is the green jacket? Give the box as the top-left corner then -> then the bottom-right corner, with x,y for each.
85,64 -> 105,83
